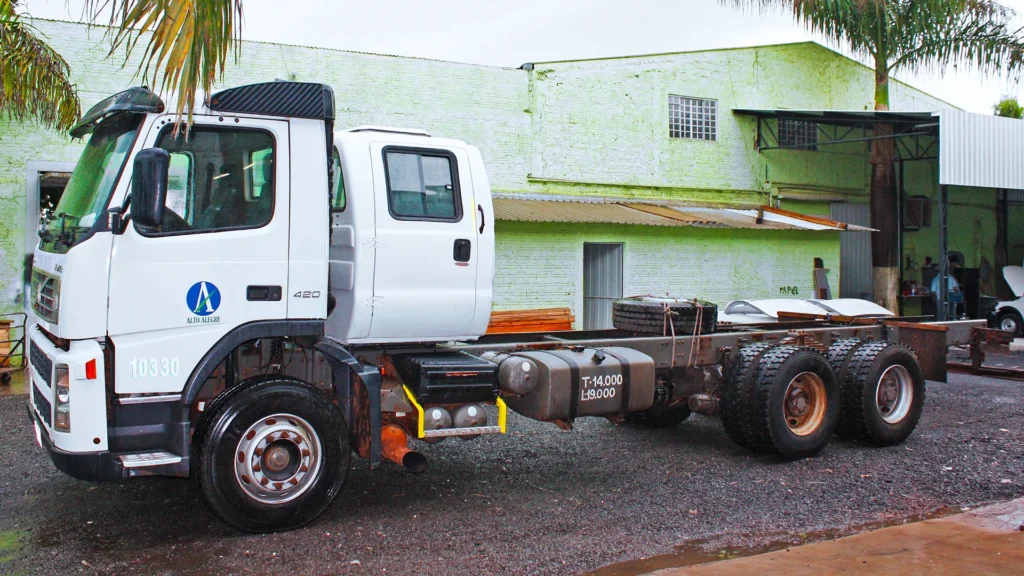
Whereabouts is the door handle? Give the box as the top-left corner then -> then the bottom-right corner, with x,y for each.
453,239 -> 472,262
247,285 -> 282,301
477,205 -> 485,234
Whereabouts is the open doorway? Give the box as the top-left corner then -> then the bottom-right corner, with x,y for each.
583,243 -> 624,330
23,162 -> 74,310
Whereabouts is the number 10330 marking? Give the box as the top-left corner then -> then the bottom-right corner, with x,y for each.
129,357 -> 180,378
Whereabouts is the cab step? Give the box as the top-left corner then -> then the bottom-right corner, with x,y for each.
119,451 -> 182,468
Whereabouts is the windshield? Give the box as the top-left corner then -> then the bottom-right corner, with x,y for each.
39,114 -> 141,254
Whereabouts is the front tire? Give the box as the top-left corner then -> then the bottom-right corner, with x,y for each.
193,376 -> 350,532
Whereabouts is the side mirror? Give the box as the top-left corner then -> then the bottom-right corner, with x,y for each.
132,148 -> 169,231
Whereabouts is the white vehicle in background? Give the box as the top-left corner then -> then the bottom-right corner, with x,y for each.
24,82 -> 984,533
992,266 -> 1024,337
719,299 -> 895,325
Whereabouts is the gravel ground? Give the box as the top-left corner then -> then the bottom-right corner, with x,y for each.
1,372 -> 1021,575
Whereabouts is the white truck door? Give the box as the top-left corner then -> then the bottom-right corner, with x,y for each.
367,144 -> 478,341
107,117 -> 290,394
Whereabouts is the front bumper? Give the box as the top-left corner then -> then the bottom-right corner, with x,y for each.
26,401 -> 127,482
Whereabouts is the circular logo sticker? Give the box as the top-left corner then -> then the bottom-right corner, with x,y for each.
186,281 -> 221,317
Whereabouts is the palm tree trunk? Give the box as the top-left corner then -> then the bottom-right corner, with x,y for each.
870,63 -> 900,313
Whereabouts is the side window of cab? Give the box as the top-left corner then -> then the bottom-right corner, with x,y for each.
147,126 -> 275,235
331,148 -> 346,212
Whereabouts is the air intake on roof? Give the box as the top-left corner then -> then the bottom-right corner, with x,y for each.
207,81 -> 335,121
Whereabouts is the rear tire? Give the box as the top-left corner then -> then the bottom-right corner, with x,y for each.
835,342 -> 925,446
721,343 -> 776,450
193,376 -> 350,533
749,346 -> 839,460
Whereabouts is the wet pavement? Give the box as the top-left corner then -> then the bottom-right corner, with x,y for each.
1,370 -> 1022,575
660,498 -> 1024,575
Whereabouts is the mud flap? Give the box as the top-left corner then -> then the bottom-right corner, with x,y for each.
315,337 -> 383,469
888,322 -> 948,383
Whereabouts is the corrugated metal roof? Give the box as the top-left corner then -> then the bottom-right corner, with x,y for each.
492,194 -> 871,231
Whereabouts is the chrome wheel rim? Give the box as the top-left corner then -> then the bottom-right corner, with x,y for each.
783,372 -> 827,437
876,365 -> 914,424
234,413 -> 322,505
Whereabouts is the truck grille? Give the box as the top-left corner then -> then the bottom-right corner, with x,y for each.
31,268 -> 60,324
33,385 -> 52,427
30,343 -> 52,387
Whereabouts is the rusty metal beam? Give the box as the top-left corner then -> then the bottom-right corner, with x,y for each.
947,362 -> 1024,382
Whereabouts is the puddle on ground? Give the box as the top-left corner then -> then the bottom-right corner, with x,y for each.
0,370 -> 27,397
588,506 -> 961,576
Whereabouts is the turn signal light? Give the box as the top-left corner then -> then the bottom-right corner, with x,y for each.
85,358 -> 97,380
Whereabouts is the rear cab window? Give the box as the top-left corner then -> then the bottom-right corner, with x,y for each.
383,148 -> 461,222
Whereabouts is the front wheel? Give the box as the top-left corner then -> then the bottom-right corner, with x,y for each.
193,376 -> 350,532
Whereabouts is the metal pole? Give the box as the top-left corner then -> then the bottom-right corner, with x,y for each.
937,184 -> 949,321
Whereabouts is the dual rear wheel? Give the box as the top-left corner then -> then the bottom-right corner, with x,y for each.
721,340 -> 925,459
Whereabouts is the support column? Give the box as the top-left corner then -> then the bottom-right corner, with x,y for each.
937,185 -> 949,321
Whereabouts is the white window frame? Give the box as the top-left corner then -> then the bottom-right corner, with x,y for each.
669,95 -> 717,141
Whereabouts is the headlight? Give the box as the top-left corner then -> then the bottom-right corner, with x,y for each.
54,364 -> 71,431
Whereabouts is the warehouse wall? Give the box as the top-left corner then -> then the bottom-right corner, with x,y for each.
0,20 -> 529,312
0,21 -> 947,315
493,221 -> 840,327
525,43 -> 946,202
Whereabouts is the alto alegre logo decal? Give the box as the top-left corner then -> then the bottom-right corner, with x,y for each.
186,281 -> 222,324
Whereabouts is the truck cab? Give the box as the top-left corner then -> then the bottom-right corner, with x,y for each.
27,82 -> 494,504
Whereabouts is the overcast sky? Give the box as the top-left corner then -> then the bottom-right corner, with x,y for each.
21,0 -> 1024,114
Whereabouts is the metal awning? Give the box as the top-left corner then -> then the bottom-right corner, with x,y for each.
733,108 -> 939,160
734,108 -> 935,125
492,193 -> 872,231
735,106 -> 1024,321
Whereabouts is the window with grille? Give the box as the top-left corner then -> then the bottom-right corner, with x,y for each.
669,96 -> 717,140
778,119 -> 818,149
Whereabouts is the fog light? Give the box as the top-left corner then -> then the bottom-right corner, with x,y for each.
54,364 -> 70,431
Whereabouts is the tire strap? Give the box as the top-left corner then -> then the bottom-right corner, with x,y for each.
535,350 -> 582,422
599,348 -> 633,417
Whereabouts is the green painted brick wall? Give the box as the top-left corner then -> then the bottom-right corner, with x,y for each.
0,21 -> 950,314
494,221 -> 840,327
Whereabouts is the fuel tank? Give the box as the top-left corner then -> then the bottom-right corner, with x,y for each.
494,347 -> 655,422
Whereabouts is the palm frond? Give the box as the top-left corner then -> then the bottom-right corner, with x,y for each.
0,0 -> 81,132
84,0 -> 244,122
890,0 -> 1024,78
723,1 -> 1024,79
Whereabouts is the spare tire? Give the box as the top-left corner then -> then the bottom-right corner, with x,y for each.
612,297 -> 717,335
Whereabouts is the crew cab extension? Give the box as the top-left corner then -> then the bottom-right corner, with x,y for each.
26,82 -> 988,532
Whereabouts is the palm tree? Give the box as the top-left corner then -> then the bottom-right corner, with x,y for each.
0,0 -> 242,131
1,0 -> 80,131
724,0 -> 1024,313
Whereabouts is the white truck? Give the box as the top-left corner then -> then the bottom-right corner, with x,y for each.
27,82 -> 987,532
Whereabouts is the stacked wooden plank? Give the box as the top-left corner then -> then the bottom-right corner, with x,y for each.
486,308 -> 575,334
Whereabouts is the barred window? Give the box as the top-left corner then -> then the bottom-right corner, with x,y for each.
778,119 -> 818,149
669,96 -> 717,141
